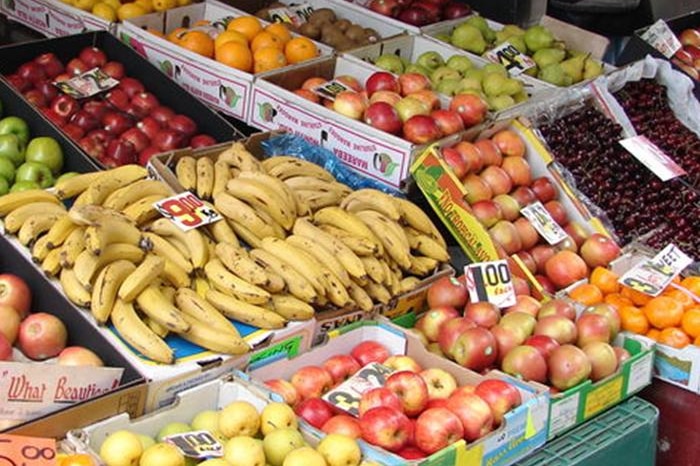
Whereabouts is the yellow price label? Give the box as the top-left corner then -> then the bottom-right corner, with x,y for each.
583,376 -> 623,418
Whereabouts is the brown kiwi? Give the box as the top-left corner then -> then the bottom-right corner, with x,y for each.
364,28 -> 380,42
299,22 -> 321,40
310,8 -> 336,25
323,29 -> 345,47
335,18 -> 352,32
344,24 -> 365,42
334,36 -> 355,51
255,7 -> 271,20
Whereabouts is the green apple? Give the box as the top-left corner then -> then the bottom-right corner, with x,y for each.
55,171 -> 79,184
0,116 -> 30,147
10,180 -> 40,192
416,51 -> 445,71
16,162 -> 54,189
374,54 -> 404,74
25,137 -> 63,175
0,157 -> 16,184
0,177 -> 8,196
0,133 -> 25,167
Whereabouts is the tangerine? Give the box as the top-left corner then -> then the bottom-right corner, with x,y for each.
663,287 -> 696,310
215,30 -> 248,50
179,30 -> 215,58
251,31 -> 284,52
619,305 -> 649,335
680,276 -> 700,296
646,328 -> 661,341
253,46 -> 287,73
658,327 -> 691,349
215,41 -> 253,72
621,285 -> 652,306
284,36 -> 318,64
569,283 -> 603,306
643,295 -> 684,329
59,454 -> 95,466
265,22 -> 292,46
604,293 -> 634,311
589,266 -> 620,295
681,307 -> 700,338
167,27 -> 187,44
227,15 -> 263,41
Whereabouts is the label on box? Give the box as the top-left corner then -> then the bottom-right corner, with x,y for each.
0,363 -> 123,422
155,192 -> 222,231
641,19 -> 682,58
483,42 -> 536,75
1,0 -> 50,35
465,260 -> 517,308
628,352 -> 653,393
323,362 -> 393,416
165,431 -> 223,458
583,376 -> 623,418
618,243 -> 692,296
311,79 -> 352,101
619,135 -> 686,181
0,434 -> 56,465
268,4 -> 314,27
54,67 -> 118,99
549,393 -> 579,436
520,201 -> 568,245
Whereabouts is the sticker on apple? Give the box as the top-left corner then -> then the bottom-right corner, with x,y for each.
53,68 -> 119,99
154,192 -> 222,231
520,201 -> 568,245
164,430 -> 223,458
464,259 -> 517,308
483,42 -> 536,75
618,244 -> 693,296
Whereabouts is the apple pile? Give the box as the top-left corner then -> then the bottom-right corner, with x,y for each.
0,273 -> 104,365
97,400 -> 364,466
439,128 -> 622,292
366,0 -> 471,27
263,340 -> 524,460
293,71 -> 487,144
374,51 -> 529,111
671,27 -> 700,80
415,274 -> 632,392
4,47 -> 218,168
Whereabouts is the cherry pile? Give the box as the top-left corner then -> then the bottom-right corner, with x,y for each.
538,101 -> 700,259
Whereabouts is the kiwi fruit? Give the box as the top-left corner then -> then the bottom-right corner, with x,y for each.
334,36 -> 355,51
323,29 -> 345,47
310,8 -> 336,25
255,7 -> 271,20
344,24 -> 365,42
299,22 -> 320,40
335,18 -> 352,32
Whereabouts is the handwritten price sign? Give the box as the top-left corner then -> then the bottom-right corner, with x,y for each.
484,42 -> 536,75
520,201 -> 568,245
154,192 -> 222,231
323,363 -> 393,416
618,244 -> 693,296
0,434 -> 56,466
165,431 -> 223,458
465,259 -> 517,308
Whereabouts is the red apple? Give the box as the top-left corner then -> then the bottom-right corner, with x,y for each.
480,165 -> 513,196
384,355 -> 422,373
454,140 -> 483,174
464,301 -> 501,328
431,109 -> 464,136
492,129 -> 525,157
471,199 -> 503,228
264,379 -> 299,406
130,92 -> 160,119
545,250 -> 588,289
579,234 -> 621,269
582,341 -> 618,381
323,354 -> 362,385
547,344 -> 592,390
168,114 -> 198,137
101,61 -> 125,79
360,406 -> 412,452
531,177 -> 558,203
79,46 -> 107,69
333,91 -> 368,120
491,324 -> 524,363
576,313 -> 611,346
18,312 -> 68,360
150,105 -> 175,126
295,397 -> 335,429
62,123 -> 84,140
359,387 -> 403,417
152,129 -> 186,151
534,315 -> 578,345
474,139 -> 502,167
118,77 -> 145,98
441,146 -> 469,179
679,28 -> 700,47
398,72 -> 431,96
613,346 -> 631,366
463,173 -> 493,203
189,134 -> 216,148
17,61 -> 46,85
474,379 -> 522,426
351,341 -> 390,366
446,391 -> 493,441
501,344 -> 548,383
564,221 -> 589,248
544,200 -> 568,227
419,367 -> 458,400
0,274 -> 31,319
587,303 -> 621,338
23,89 -> 46,108
385,370 -> 429,417
427,276 -> 468,310
322,415 -> 362,439
492,194 -> 520,221
57,346 -> 103,366
450,93 -> 487,127
397,446 -> 426,460
414,407 -> 464,454
138,146 -> 161,166
102,111 -> 134,136
290,366 -> 334,400
364,102 -> 402,135
451,326 -> 498,371
51,94 -> 80,120
365,71 -> 400,96
438,316 -> 477,356
34,53 -> 64,78
415,306 -> 460,342
403,115 -> 443,144
524,334 -> 560,359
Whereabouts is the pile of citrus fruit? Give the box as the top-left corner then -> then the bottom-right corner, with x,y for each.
160,15 -> 319,73
568,267 -> 700,348
61,0 -> 190,22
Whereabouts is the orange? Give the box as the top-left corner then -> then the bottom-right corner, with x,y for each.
646,328 -> 661,341
265,22 -> 292,46
569,283 -> 604,306
658,327 -> 691,349
253,46 -> 287,73
227,15 -> 263,41
695,334 -> 700,346
643,295 -> 684,329
167,27 -> 187,44
619,305 -> 649,335
215,30 -> 248,50
251,31 -> 284,52
681,307 -> 700,338
284,36 -> 318,64
589,266 -> 620,295
179,30 -> 215,58
680,276 -> 700,296
604,293 -> 633,311
215,41 -> 253,72
59,454 -> 95,466
663,287 -> 696,310
621,285 -> 653,306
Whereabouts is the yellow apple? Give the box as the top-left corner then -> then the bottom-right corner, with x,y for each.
316,434 -> 361,466
99,430 -> 143,466
263,428 -> 305,466
224,436 -> 265,466
283,447 -> 326,466
219,401 -> 261,438
260,402 -> 298,435
139,443 -> 185,466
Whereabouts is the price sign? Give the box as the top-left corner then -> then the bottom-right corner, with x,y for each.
464,259 -> 516,308
483,42 -> 536,75
268,4 -> 314,27
323,363 -> 393,416
618,244 -> 693,296
311,79 -> 352,101
154,192 -> 222,231
0,434 -> 56,466
619,135 -> 686,182
641,19 -> 682,58
164,431 -> 223,458
53,67 -> 119,99
520,201 -> 568,245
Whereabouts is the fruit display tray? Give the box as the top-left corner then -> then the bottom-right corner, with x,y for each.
120,0 -> 332,122
249,320 -> 551,466
0,0 -> 114,39
0,234 -> 147,438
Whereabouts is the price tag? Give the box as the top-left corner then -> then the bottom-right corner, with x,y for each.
464,259 -> 517,308
164,431 -> 223,458
154,192 -> 222,231
268,4 -> 314,27
53,67 -> 119,99
619,135 -> 686,181
641,19 -> 682,58
483,42 -> 536,75
0,434 -> 56,465
520,201 -> 568,245
311,79 -> 352,101
618,244 -> 693,296
322,363 -> 393,416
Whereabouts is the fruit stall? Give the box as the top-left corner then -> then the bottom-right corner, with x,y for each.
0,1 -> 698,465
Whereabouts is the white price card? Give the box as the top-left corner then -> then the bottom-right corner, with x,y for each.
323,363 -> 393,417
641,19 -> 683,58
54,67 -> 118,99
619,135 -> 686,182
268,4 -> 314,27
483,42 -> 536,75
520,201 -> 568,245
164,431 -> 223,458
549,393 -> 580,437
618,244 -> 693,296
311,79 -> 352,101
154,192 -> 222,231
465,259 -> 517,308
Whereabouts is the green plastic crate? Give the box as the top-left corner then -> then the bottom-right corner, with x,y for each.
515,397 -> 658,466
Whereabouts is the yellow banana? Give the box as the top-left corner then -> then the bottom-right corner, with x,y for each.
144,315 -> 170,338
41,248 -> 62,277
81,165 -> 148,205
0,189 -> 60,216
91,260 -> 137,324
264,157 -> 335,181
196,156 -> 215,200
260,237 -> 328,296
313,206 -> 383,253
408,255 -> 439,277
118,254 -> 165,302
364,281 -> 392,304
360,255 -> 387,284
205,217 -> 239,247
255,208 -> 286,240
237,171 -> 298,219
194,276 -> 211,299
175,288 -> 239,333
399,276 -> 422,294
135,284 -> 190,333
355,210 -> 412,270
212,160 -> 231,198
142,232 -> 193,274
160,258 -> 191,288
4,202 -> 66,233
286,234 -> 351,287
178,313 -> 250,355
44,215 -> 79,249
282,176 -> 351,196
216,242 -> 269,287
31,234 -> 52,263
59,268 -> 91,308
226,177 -> 295,230
340,189 -> 401,221
111,298 -> 174,364
147,218 -> 208,269
269,294 -> 315,321
204,259 -> 271,305
73,243 -> 145,289
85,219 -> 143,256
58,227 -> 87,269
68,204 -> 133,226
218,141 -> 264,172
394,197 -> 446,248
249,248 -> 317,303
123,194 -> 167,225
347,281 -> 374,312
293,190 -> 344,211
404,228 -> 450,262
213,192 -> 276,240
206,289 -> 286,329
18,213 -> 65,246
317,224 -> 378,256
54,171 -> 102,200
103,179 -> 171,211
228,220 -> 263,248
176,156 -> 197,191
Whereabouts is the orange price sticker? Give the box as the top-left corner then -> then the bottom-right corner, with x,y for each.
0,434 -> 56,466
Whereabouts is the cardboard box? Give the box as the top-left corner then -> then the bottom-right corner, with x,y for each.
0,0 -> 114,38
249,321 -> 551,466
120,0 -> 330,122
0,237 -> 147,436
250,55 -> 464,189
